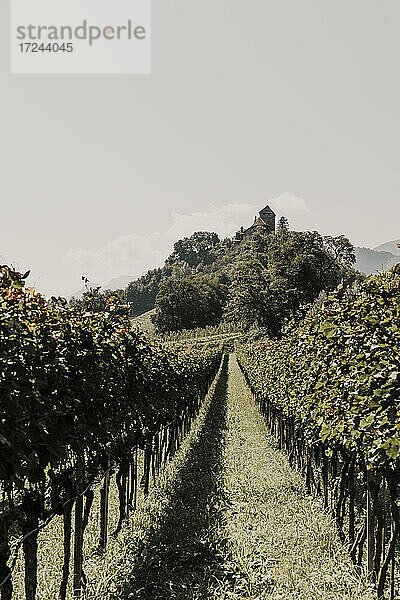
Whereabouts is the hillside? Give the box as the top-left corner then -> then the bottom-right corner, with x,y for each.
132,308 -> 157,335
125,228 -> 400,315
354,246 -> 399,275
133,227 -> 364,335
70,224 -> 400,333
374,238 -> 400,255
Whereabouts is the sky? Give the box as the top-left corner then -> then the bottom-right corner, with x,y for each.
1,0 -> 400,296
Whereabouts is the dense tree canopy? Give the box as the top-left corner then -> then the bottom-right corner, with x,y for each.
222,259 -> 285,336
152,275 -> 228,333
97,221 -> 360,335
125,232 -> 231,316
167,231 -> 221,268
223,229 -> 360,335
126,268 -> 164,316
267,230 -> 357,307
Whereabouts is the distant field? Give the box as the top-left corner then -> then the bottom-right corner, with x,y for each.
131,308 -> 156,335
132,311 -> 244,344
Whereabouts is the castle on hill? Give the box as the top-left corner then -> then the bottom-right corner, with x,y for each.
234,205 -> 276,243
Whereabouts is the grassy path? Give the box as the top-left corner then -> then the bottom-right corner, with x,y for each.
220,354 -> 373,600
97,354 -> 374,599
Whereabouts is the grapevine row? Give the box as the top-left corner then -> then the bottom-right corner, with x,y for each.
0,266 -> 223,599
237,265 -> 400,599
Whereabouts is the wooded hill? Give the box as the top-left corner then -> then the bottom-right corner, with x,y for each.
77,221 -> 361,336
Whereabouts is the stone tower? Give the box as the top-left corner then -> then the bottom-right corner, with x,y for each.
258,205 -> 276,233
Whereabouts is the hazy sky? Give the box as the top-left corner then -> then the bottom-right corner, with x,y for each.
1,1 -> 400,296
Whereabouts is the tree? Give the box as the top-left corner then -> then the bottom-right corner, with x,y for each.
167,231 -> 221,269
125,232 -> 224,316
277,216 -> 290,234
126,268 -> 164,316
267,230 -> 357,316
323,235 -> 356,268
223,231 -> 359,336
69,286 -> 128,315
223,260 -> 286,336
152,275 -> 228,333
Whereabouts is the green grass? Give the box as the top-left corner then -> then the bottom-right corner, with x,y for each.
219,355 -> 375,600
11,450 -> 148,599
89,354 -> 230,599
131,309 -> 157,336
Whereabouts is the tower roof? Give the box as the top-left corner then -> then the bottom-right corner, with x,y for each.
260,205 -> 275,216
251,216 -> 269,228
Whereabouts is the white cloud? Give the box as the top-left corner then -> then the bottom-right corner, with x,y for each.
268,192 -> 313,231
59,202 -> 257,296
60,233 -> 166,292
167,202 -> 257,241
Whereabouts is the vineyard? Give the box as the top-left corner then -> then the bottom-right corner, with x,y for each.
0,263 -> 399,599
0,266 -> 222,599
237,265 -> 400,599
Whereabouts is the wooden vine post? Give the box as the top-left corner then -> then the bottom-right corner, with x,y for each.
114,463 -> 128,536
0,515 -> 12,600
132,448 -> 138,510
390,512 -> 395,600
348,460 -> 355,544
99,466 -> 110,551
73,455 -> 85,598
143,440 -> 152,496
305,447 -> 311,494
366,470 -> 375,579
59,503 -> 73,600
22,496 -> 39,600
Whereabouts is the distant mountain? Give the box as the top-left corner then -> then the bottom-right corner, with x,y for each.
102,275 -> 134,291
355,246 -> 399,276
373,239 -> 400,255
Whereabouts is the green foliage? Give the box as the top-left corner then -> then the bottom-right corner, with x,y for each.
0,264 -> 30,290
224,230 -> 359,335
125,233 -> 232,317
267,230 -> 357,306
0,266 -> 222,521
152,276 -> 228,333
237,264 -> 400,472
167,231 -> 221,269
126,268 -> 164,316
223,259 -> 285,336
125,224 -> 359,335
323,234 -> 356,268
70,286 -> 128,315
276,215 -> 289,235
